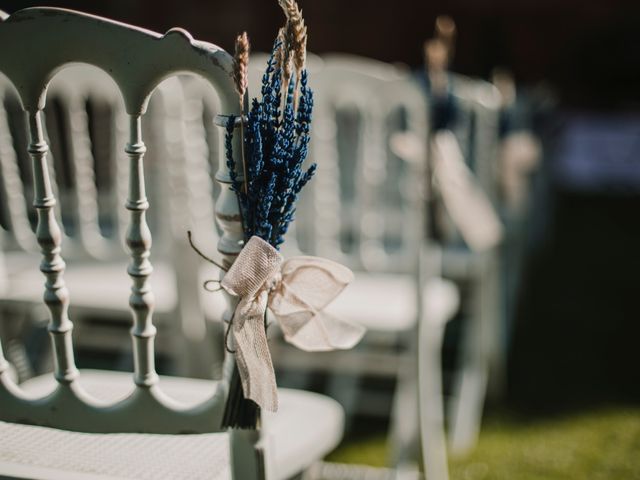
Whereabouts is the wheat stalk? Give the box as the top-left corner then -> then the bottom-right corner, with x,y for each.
233,32 -> 250,194
279,0 -> 307,75
233,32 -> 250,103
274,27 -> 286,68
274,26 -> 292,84
278,0 -> 307,109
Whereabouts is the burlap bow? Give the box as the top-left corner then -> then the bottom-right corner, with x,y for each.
221,235 -> 365,412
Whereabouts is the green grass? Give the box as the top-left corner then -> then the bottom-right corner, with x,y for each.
329,407 -> 640,480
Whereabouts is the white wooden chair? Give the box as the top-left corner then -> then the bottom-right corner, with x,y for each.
267,54 -> 421,400
391,67 -> 505,460
0,7 -> 344,479
382,65 -> 504,469
306,55 -> 470,480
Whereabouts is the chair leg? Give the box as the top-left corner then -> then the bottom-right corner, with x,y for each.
484,253 -> 505,402
447,357 -> 488,456
418,322 -> 450,480
389,346 -> 420,470
327,372 -> 362,434
448,275 -> 490,457
230,429 -> 269,480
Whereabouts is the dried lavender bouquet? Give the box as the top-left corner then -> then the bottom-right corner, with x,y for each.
222,0 -> 316,429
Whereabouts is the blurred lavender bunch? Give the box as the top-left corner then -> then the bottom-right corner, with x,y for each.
226,13 -> 316,249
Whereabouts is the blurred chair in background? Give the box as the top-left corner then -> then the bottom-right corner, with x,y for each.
247,52 -> 460,479
418,18 -> 505,457
246,36 -> 519,474
0,7 -> 345,479
0,230 -> 22,383
307,54 -> 428,474
492,66 -> 542,384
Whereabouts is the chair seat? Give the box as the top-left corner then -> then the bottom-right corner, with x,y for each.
0,370 -> 344,480
324,272 -> 417,332
3,255 -> 226,320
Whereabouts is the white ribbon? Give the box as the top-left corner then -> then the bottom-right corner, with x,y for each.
431,130 -> 504,252
221,235 -> 365,412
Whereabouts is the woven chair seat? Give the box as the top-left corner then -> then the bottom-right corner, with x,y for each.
0,370 -> 344,480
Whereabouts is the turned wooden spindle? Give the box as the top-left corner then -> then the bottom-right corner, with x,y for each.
359,103 -> 388,271
312,103 -> 343,263
65,87 -> 106,257
212,112 -> 244,390
114,105 -> 131,249
0,97 -> 35,251
28,110 -> 78,384
124,114 -> 158,388
213,114 -> 244,268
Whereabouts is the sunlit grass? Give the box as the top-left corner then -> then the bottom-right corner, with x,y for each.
329,407 -> 640,479
328,433 -> 390,468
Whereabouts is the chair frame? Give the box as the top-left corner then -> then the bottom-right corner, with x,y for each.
0,5 -> 245,438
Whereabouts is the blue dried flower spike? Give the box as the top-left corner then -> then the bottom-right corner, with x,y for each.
225,37 -> 317,248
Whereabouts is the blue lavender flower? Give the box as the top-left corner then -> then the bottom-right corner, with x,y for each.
224,37 -> 317,248
224,115 -> 248,220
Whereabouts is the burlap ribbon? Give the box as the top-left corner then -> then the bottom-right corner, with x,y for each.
221,235 -> 365,412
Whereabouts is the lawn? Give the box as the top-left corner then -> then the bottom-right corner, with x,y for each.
328,407 -> 640,479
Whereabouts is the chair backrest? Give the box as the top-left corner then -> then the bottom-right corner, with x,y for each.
302,54 -> 428,273
0,75 -> 38,252
0,63 -> 189,260
0,7 -> 244,434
